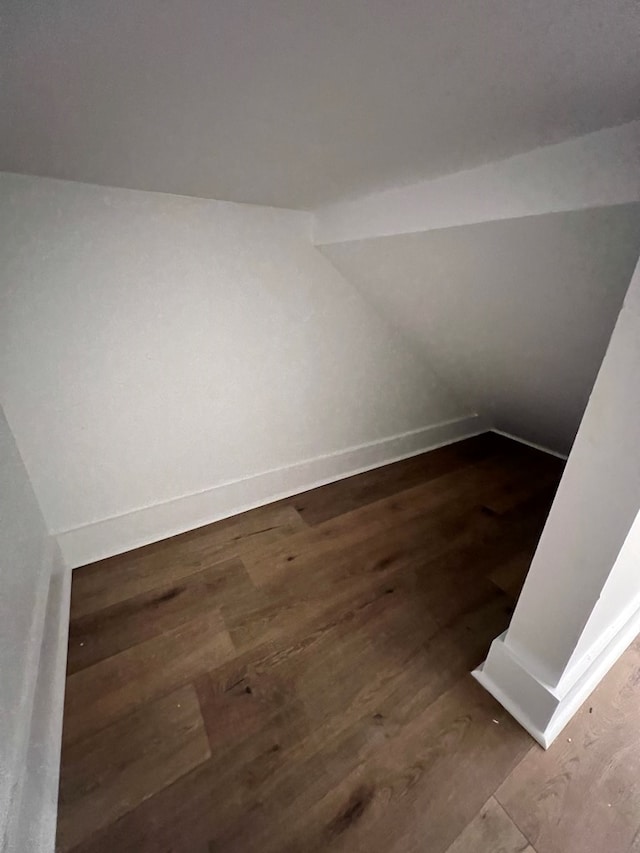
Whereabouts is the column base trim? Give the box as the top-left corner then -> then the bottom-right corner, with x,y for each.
473,599 -> 640,748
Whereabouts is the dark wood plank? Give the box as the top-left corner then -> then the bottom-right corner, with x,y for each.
57,685 -> 210,852
67,557 -> 252,674
70,504 -> 306,619
228,471 -> 555,655
496,638 -> 640,853
67,760 -> 237,853
213,677 -> 533,853
62,610 -> 234,746
286,432 -> 511,525
222,509 -> 466,655
67,593 -> 514,853
488,552 -> 532,600
60,434 -> 568,853
242,451 -> 557,589
417,487 -> 556,626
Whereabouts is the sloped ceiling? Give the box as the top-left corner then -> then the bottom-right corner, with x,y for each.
2,0 -> 639,208
322,205 -> 640,454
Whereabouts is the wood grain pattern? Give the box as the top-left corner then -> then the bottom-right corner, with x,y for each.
59,434 -> 579,853
285,431 -> 508,525
70,504 -> 306,619
496,638 -> 640,853
57,685 -> 210,852
67,557 -> 250,674
73,596 -> 523,853
242,452 -> 555,589
234,678 -> 533,853
63,610 -> 234,745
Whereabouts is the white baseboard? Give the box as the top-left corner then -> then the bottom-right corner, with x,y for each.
57,414 -> 488,569
490,429 -> 568,461
472,598 -> 640,748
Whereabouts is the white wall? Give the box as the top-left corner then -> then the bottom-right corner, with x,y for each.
323,205 -> 640,453
316,123 -> 640,454
506,258 -> 640,685
474,256 -> 640,746
567,509 -> 640,676
0,404 -> 69,852
0,172 -> 471,566
314,120 -> 640,245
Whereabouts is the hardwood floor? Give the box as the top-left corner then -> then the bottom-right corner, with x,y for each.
57,433 -> 640,852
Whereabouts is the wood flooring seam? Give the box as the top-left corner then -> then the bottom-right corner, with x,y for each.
57,434 -> 573,852
492,784 -> 539,851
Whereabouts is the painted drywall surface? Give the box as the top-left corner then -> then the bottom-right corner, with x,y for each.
8,561 -> 70,853
2,0 -> 639,207
0,404 -> 51,843
323,205 -> 640,454
0,404 -> 61,851
566,508 -> 640,677
0,172 -> 466,537
314,121 -> 640,244
505,264 -> 640,686
56,416 -> 487,568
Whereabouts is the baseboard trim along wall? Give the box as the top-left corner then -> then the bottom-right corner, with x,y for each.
490,429 -> 569,461
56,414 -> 487,569
472,597 -> 640,748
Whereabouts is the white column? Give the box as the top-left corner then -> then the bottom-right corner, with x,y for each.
474,255 -> 640,748
0,404 -> 70,851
